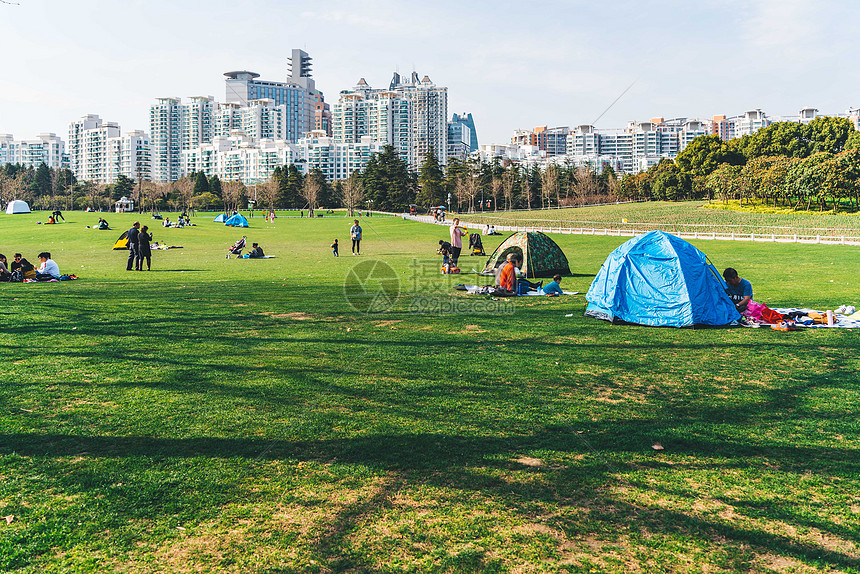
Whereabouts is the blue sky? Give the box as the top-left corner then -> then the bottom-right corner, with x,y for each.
0,0 -> 856,145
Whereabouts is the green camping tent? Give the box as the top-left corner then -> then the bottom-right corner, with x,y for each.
481,231 -> 571,278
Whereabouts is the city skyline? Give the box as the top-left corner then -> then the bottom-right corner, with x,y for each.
1,0 -> 859,145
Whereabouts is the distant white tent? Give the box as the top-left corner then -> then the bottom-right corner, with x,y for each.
6,200 -> 30,214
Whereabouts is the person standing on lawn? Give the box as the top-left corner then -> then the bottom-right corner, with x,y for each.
449,218 -> 468,267
137,225 -> 153,271
127,222 -> 140,271
350,220 -> 362,255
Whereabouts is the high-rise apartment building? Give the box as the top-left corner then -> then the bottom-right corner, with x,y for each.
149,98 -> 182,183
67,115 -> 149,183
151,51 -> 322,182
0,133 -> 66,169
332,71 -> 447,169
68,115 -> 120,183
180,131 -> 384,184
107,130 -> 151,183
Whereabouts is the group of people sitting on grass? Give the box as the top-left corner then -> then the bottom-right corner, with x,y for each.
0,252 -> 62,282
493,253 -> 564,297
162,213 -> 192,228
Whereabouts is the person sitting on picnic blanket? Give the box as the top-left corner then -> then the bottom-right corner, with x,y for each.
542,275 -> 564,296
35,252 -> 60,281
11,253 -> 35,279
0,254 -> 10,282
497,253 -> 522,295
723,267 -> 752,312
248,243 -> 265,258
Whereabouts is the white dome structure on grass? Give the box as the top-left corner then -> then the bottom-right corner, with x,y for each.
6,200 -> 30,214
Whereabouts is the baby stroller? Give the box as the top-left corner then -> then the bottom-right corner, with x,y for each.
227,236 -> 246,258
468,233 -> 486,256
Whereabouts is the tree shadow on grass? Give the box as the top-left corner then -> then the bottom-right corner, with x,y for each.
2,417 -> 859,570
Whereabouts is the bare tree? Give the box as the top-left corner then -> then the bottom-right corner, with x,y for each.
137,180 -> 158,214
256,179 -> 279,213
12,172 -> 31,204
463,169 -> 481,213
491,176 -> 502,211
339,172 -> 364,217
301,172 -> 321,216
502,168 -> 515,211
541,164 -> 560,209
0,172 -> 11,206
75,181 -> 97,211
454,176 -> 468,212
174,176 -> 195,212
221,180 -> 245,213
571,166 -> 600,206
50,168 -> 62,210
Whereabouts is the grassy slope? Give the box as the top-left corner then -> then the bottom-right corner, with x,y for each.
1,210 -> 858,573
459,201 -> 860,237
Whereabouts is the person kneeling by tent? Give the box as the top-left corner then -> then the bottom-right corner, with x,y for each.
35,252 -> 60,281
247,243 -> 265,258
723,268 -> 752,313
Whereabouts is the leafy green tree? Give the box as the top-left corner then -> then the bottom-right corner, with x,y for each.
208,175 -> 223,203
194,171 -> 210,196
275,164 -> 303,208
30,162 -> 51,199
112,174 -> 135,200
705,164 -> 742,204
649,160 -> 691,201
676,135 -> 744,177
807,116 -> 854,155
416,151 -> 444,207
731,122 -> 809,160
361,146 -> 416,211
787,152 -> 833,210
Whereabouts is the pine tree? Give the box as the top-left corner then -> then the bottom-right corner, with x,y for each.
416,151 -> 444,207
194,171 -> 210,196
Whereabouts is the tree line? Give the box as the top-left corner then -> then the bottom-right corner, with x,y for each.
0,145 -> 624,214
618,116 -> 860,210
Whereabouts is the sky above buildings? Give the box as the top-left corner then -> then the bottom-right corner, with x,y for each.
1,0 -> 857,145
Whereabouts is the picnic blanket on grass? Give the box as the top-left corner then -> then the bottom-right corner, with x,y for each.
771,308 -> 860,329
460,284 -> 578,296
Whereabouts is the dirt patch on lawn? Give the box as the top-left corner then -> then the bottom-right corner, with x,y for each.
260,311 -> 312,320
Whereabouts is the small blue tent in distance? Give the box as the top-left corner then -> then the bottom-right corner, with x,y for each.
585,230 -> 740,327
213,213 -> 227,223
225,214 -> 249,228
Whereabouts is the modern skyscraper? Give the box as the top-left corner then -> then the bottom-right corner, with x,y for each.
451,113 -> 479,152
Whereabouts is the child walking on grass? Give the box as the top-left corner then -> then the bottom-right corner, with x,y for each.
331,238 -> 339,257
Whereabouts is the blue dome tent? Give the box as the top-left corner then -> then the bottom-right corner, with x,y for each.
213,213 -> 227,222
585,231 -> 740,327
224,214 -> 249,227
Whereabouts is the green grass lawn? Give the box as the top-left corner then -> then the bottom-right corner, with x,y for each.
1,209 -> 859,573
